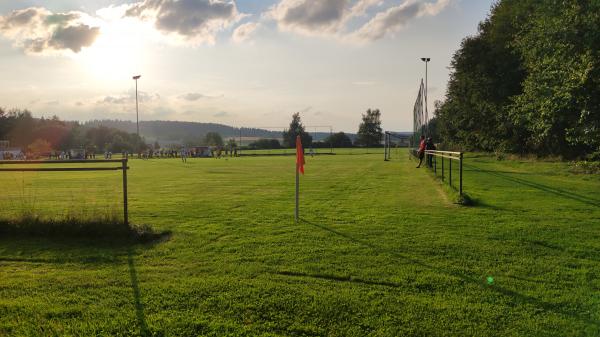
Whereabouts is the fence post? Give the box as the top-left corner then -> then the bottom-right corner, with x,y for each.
434,155 -> 437,175
460,152 -> 463,196
441,156 -> 444,181
449,157 -> 452,187
122,159 -> 128,226
384,133 -> 388,161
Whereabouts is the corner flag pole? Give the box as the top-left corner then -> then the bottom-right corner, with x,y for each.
295,135 -> 305,223
295,162 -> 299,222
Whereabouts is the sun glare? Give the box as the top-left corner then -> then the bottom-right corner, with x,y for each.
76,19 -> 148,82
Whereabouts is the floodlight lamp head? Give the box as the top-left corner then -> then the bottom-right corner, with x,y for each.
421,58 -> 430,62
133,75 -> 141,80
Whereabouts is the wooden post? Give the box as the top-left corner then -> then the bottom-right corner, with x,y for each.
441,156 -> 444,182
434,155 -> 437,175
122,159 -> 128,226
459,152 -> 463,196
449,157 -> 452,187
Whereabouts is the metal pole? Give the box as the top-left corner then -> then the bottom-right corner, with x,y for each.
425,61 -> 428,136
295,164 -> 299,222
330,127 -> 333,154
314,127 -> 317,155
239,128 -> 242,156
384,133 -> 387,161
122,159 -> 128,226
387,134 -> 390,160
460,153 -> 463,196
135,79 -> 139,137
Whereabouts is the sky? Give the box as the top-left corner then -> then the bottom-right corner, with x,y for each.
0,0 -> 494,133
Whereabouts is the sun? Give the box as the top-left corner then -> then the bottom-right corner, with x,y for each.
76,18 -> 149,83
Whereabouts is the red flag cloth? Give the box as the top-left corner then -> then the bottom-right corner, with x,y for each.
296,135 -> 305,174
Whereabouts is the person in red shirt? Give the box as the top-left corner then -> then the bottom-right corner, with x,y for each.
416,135 -> 426,168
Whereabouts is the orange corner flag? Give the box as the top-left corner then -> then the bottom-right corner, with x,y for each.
296,135 -> 305,174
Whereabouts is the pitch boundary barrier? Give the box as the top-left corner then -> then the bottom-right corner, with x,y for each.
0,159 -> 130,225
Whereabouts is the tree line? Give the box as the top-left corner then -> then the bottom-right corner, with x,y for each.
0,107 -> 386,155
258,110 -> 383,149
0,108 -> 147,154
434,0 -> 600,159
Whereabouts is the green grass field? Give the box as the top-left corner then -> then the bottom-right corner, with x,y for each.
1,152 -> 600,336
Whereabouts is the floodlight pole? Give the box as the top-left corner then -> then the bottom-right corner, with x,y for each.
133,75 -> 141,138
420,58 -> 430,136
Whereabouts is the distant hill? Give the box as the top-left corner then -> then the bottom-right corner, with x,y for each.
82,120 -> 364,145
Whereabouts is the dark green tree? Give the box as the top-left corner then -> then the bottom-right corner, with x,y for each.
356,109 -> 383,147
435,0 -> 534,152
282,113 -> 312,148
0,107 -> 7,140
203,132 -> 224,146
249,138 -> 281,149
324,132 -> 353,148
510,0 -> 600,157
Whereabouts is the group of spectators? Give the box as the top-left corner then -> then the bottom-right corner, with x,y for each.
416,135 -> 436,168
0,151 -> 25,160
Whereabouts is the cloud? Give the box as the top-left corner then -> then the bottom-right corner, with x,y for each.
0,7 -> 100,54
267,0 -> 347,35
266,0 -> 384,37
125,0 -> 244,44
266,0 -> 451,42
213,111 -> 230,118
349,0 -> 383,17
178,92 -> 223,101
49,25 -> 100,52
232,22 -> 260,43
349,0 -> 452,42
98,91 -> 159,105
180,92 -> 206,101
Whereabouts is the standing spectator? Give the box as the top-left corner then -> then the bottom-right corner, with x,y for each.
416,135 -> 426,168
425,137 -> 436,167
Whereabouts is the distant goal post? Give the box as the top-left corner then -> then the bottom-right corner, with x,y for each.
234,126 -> 334,156
384,132 -> 411,161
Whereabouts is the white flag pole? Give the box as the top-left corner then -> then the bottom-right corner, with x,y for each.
295,163 -> 299,222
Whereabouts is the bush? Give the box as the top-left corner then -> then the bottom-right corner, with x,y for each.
570,161 -> 600,174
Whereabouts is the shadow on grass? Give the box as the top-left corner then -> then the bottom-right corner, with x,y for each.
301,218 -> 600,328
465,163 -> 600,208
128,247 -> 150,336
0,217 -> 171,244
0,231 -> 170,336
273,270 -> 402,288
467,197 -> 509,211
